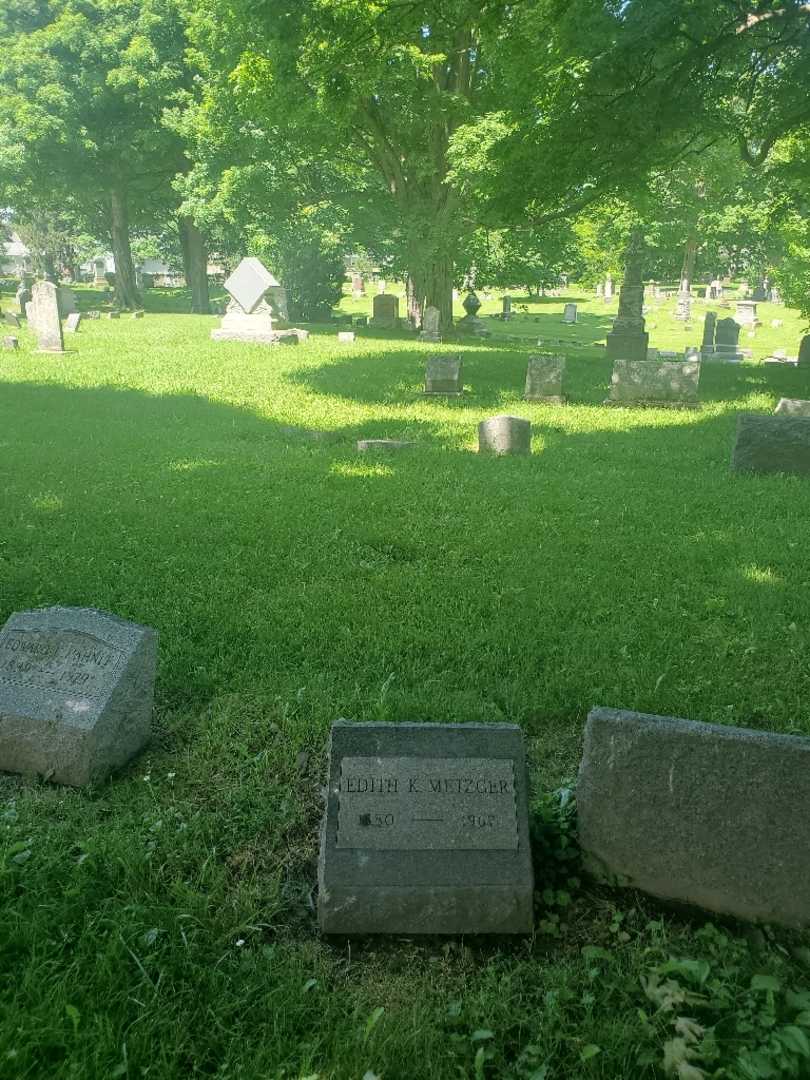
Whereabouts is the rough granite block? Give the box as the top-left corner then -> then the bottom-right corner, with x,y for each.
319,721 -> 534,935
0,607 -> 157,786
731,413 -> 810,476
578,707 -> 810,926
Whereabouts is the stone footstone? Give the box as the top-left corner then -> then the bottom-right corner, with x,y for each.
356,439 -> 415,452
578,706 -> 810,927
85,310 -> 101,320
479,415 -> 531,455
338,331 -> 355,343
65,313 -> 82,333
2,336 -> 19,350
524,354 -> 565,403
133,310 -> 145,319
774,398 -> 810,417
731,414 -> 810,476
424,354 -> 463,396
107,311 -> 121,320
0,607 -> 157,787
318,720 -> 534,935
606,359 -> 701,408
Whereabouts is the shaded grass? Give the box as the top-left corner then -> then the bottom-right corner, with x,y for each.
1,303 -> 810,1078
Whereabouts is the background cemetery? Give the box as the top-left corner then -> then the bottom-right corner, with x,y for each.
3,2 -> 810,1079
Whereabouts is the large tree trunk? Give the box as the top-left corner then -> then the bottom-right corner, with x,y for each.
109,187 -> 142,310
179,217 -> 210,314
680,232 -> 697,289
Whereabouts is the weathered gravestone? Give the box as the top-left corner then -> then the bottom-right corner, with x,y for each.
211,257 -> 297,344
318,720 -> 534,934
85,310 -> 101,320
501,295 -> 513,320
524,353 -> 565,403
2,336 -> 19,350
0,607 -> 157,786
424,354 -> 463,396
16,282 -> 32,314
64,313 -> 82,333
603,274 -> 613,301
106,311 -> 120,319
774,398 -> 810,417
337,331 -> 355,344
56,286 -> 78,317
419,305 -> 441,342
798,335 -> 810,368
132,310 -> 145,319
577,706 -> 810,927
93,259 -> 108,286
606,359 -> 701,408
731,414 -> 810,476
605,235 -> 649,362
736,300 -> 758,327
356,439 -> 414,452
4,312 -> 20,328
370,293 -> 399,329
562,303 -> 577,324
478,415 -> 531,456
29,281 -> 64,353
713,317 -> 743,362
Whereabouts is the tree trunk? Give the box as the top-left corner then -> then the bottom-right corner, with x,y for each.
109,187 -> 142,310
407,252 -> 453,330
680,232 -> 697,290
179,217 -> 210,314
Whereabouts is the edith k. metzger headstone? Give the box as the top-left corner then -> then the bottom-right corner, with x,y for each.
577,707 -> 810,926
318,721 -> 534,934
0,607 -> 157,786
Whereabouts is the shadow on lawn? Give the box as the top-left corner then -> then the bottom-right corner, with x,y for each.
1,377 -> 808,745
289,346 -> 810,410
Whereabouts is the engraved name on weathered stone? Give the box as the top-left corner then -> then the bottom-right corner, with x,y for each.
0,629 -> 125,700
336,756 -> 517,850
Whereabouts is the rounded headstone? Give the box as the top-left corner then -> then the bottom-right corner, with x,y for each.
478,415 -> 532,456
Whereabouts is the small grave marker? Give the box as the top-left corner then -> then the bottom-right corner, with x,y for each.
479,415 -> 532,455
524,354 -> 565,403
65,313 -> 82,333
318,720 -> 534,934
370,294 -> 399,328
0,607 -> 157,786
338,331 -> 355,343
424,354 -> 463,396
562,303 -> 577,324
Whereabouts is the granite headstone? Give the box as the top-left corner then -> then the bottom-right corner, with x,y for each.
578,706 -> 810,927
524,354 -> 565,403
318,720 -> 534,934
29,281 -> 64,352
425,354 -> 463,396
731,414 -> 810,476
607,359 -> 701,408
478,415 -> 532,456
0,607 -> 157,786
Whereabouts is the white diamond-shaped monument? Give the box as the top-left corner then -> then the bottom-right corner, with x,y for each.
224,257 -> 280,314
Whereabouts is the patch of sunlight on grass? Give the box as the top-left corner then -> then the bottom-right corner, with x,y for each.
742,563 -> 782,586
168,458 -> 222,472
330,461 -> 395,478
29,492 -> 63,511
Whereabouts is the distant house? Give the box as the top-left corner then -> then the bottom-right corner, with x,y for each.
1,233 -> 32,275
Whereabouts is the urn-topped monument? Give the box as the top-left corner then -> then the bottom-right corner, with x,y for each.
211,257 -> 298,345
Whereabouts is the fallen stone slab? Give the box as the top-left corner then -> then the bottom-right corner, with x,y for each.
577,707 -> 810,927
0,606 -> 157,786
356,439 -> 415,452
731,413 -> 810,476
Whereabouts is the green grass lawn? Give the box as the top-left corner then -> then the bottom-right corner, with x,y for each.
2,286 -> 810,1079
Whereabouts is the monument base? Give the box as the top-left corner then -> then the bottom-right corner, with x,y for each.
210,329 -> 300,345
605,330 -> 649,362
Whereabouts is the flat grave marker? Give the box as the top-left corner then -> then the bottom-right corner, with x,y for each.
318,721 -> 534,934
606,359 -> 701,409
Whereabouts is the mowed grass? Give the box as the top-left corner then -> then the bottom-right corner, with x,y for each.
1,288 -> 810,1079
